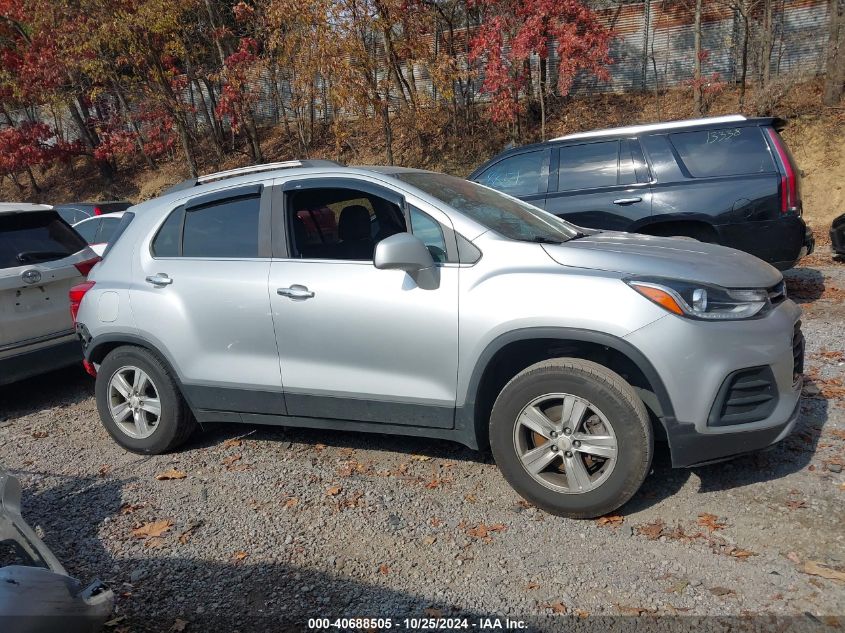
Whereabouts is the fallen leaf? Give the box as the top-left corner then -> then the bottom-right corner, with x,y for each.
232,551 -> 249,561
379,563 -> 390,575
787,551 -> 802,565
132,520 -> 173,539
545,601 -> 567,614
596,514 -> 624,527
31,430 -> 48,438
326,485 -> 342,496
422,536 -> 437,546
155,469 -> 187,481
709,586 -> 735,596
729,548 -> 756,559
178,522 -> 200,544
314,443 -> 327,451
465,523 -> 507,540
410,454 -> 432,461
430,517 -> 442,528
802,561 -> 845,583
222,454 -> 242,467
144,537 -> 165,548
697,513 -> 727,532
424,608 -> 442,618
839,483 -> 845,491
666,580 -> 689,594
526,581 -> 540,590
119,502 -> 145,515
170,618 -> 189,632
223,438 -> 242,448
283,497 -> 299,509
636,520 -> 665,540
573,609 -> 590,619
98,465 -> 111,477
464,493 -> 477,503
785,499 -> 807,510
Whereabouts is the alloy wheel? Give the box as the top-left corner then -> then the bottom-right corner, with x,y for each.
108,365 -> 162,439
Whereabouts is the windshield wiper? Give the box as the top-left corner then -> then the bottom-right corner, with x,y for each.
529,236 -> 563,245
17,250 -> 68,263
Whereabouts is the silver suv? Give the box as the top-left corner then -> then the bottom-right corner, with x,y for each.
73,162 -> 804,518
1,203 -> 99,385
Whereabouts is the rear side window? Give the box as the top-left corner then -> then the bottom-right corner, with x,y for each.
557,141 -> 619,191
477,151 -> 545,196
669,127 -> 774,178
0,211 -> 87,268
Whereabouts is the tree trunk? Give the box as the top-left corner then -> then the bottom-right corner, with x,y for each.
67,96 -> 114,180
761,0 -> 773,86
539,57 -> 547,141
693,0 -> 703,115
823,0 -> 845,105
739,12 -> 750,109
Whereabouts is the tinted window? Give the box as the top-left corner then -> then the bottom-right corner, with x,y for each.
74,218 -> 101,243
478,151 -> 544,196
55,206 -> 93,224
557,141 -> 619,191
395,172 -> 579,243
669,127 -> 773,177
151,208 -> 184,257
183,196 -> 260,258
96,217 -> 122,244
0,211 -> 87,268
410,206 -> 447,263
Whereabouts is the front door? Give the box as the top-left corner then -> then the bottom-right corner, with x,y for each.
269,178 -> 459,428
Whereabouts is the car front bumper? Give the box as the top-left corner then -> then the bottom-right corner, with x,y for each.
0,470 -> 114,631
624,300 -> 803,468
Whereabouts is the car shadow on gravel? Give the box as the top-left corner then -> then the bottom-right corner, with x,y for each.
783,266 -> 826,303
0,364 -> 93,421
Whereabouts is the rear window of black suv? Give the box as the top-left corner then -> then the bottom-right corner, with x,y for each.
0,210 -> 87,268
668,126 -> 774,178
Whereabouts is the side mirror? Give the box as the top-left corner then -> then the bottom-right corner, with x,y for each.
374,232 -> 434,273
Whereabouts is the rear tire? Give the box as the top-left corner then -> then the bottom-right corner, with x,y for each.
95,345 -> 195,454
489,358 -> 653,518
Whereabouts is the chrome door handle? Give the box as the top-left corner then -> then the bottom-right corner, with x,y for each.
277,284 -> 314,299
613,197 -> 642,205
145,273 -> 173,287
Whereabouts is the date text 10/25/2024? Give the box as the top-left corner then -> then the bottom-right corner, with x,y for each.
307,617 -> 528,630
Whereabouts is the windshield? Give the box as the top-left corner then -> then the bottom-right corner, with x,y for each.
393,172 -> 580,243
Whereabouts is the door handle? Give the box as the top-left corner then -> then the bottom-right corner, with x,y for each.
613,197 -> 642,205
277,284 -> 314,300
145,273 -> 173,287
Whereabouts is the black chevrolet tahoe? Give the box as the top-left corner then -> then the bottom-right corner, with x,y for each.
469,115 -> 814,270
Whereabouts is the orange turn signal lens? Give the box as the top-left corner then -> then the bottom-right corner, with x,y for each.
630,283 -> 684,315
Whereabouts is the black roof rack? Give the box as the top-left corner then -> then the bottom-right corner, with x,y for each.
163,160 -> 344,195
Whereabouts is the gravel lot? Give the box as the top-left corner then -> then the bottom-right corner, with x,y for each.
1,244 -> 843,632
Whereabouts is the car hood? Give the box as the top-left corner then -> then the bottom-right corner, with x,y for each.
542,231 -> 783,288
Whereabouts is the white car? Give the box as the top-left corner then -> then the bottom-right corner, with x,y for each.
72,212 -> 126,256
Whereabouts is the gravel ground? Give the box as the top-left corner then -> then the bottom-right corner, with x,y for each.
1,245 -> 844,633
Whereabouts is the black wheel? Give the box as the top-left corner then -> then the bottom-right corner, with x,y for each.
95,345 -> 195,454
489,358 -> 653,518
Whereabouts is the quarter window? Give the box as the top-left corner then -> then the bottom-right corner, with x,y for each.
669,127 -> 773,178
556,141 -> 619,191
478,151 -> 545,196
410,206 -> 448,263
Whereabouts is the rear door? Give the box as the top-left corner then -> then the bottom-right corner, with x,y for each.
0,210 -> 89,354
544,139 -> 652,230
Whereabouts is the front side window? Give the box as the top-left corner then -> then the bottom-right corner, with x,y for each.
557,141 -> 619,191
669,127 -> 773,178
395,172 -> 579,243
410,206 -> 448,263
288,187 -> 405,261
477,151 -> 545,196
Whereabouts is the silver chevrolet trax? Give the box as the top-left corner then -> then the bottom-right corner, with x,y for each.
72,161 -> 804,518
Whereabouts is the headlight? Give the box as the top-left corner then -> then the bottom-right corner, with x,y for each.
626,278 -> 770,320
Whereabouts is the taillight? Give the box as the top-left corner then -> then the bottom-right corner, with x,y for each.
69,281 -> 95,323
74,255 -> 101,277
93,206 -> 103,216
765,128 -> 798,215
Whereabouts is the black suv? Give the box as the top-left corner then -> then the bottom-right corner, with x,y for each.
469,115 -> 814,269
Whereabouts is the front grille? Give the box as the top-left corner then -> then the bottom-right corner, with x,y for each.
792,320 -> 805,381
708,366 -> 778,427
768,280 -> 787,306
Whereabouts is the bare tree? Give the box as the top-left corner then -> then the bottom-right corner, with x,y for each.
693,0 -> 703,115
823,0 -> 845,105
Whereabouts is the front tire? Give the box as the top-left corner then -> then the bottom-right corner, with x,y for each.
95,346 -> 195,454
490,358 -> 653,518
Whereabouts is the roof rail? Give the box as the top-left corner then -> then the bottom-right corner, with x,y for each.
163,160 -> 343,195
549,115 -> 748,142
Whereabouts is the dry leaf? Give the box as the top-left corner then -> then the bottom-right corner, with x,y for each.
379,563 -> 390,575
326,485 -> 342,496
410,454 -> 432,461
573,609 -> 590,619
787,551 -> 802,565
144,537 -> 165,548
132,520 -> 173,539
596,514 -> 624,527
283,497 -> 299,509
666,580 -> 689,594
785,499 -> 807,510
545,601 -> 567,614
422,536 -> 437,546
430,517 -> 443,528
98,465 -> 111,477
223,438 -> 242,448
222,454 -> 242,467
178,522 -> 200,544
31,430 -> 48,438
232,550 -> 249,561
526,581 -> 540,590
424,608 -> 442,618
119,502 -> 144,515
464,493 -> 477,503
697,513 -> 727,532
155,469 -> 187,480
170,618 -> 189,632
729,548 -> 756,560
637,520 -> 665,540
314,443 -> 327,451
803,561 -> 845,583
709,586 -> 735,596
